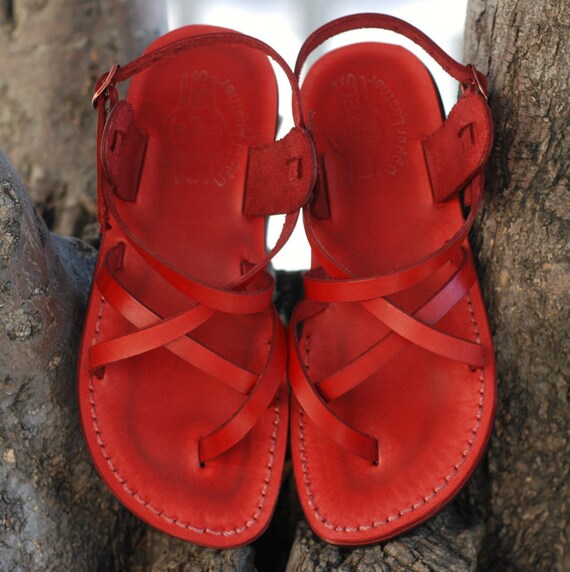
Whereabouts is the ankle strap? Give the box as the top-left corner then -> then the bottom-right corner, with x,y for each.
295,13 -> 487,98
94,31 -> 306,128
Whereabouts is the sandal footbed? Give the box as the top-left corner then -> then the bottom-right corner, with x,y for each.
292,43 -> 496,545
78,25 -> 288,548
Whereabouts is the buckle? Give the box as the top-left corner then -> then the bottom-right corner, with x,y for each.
92,64 -> 120,108
466,64 -> 488,102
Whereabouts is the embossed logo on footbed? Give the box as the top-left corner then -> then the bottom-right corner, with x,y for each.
166,70 -> 247,188
326,73 -> 408,182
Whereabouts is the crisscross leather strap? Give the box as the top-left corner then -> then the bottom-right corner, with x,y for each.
289,13 -> 493,464
93,243 -> 257,395
90,238 -> 286,465
91,31 -> 316,463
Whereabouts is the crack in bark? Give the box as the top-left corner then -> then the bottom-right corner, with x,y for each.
0,0 -> 14,27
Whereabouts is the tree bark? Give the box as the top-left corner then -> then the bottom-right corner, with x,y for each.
464,1 -> 569,571
0,0 -> 166,237
129,531 -> 256,572
287,511 -> 484,572
0,149 -> 142,569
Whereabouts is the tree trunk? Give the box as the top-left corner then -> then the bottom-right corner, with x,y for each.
0,149 -> 139,569
0,0 -> 166,237
464,1 -> 569,571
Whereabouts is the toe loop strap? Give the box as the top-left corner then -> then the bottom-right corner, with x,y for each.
198,314 -> 287,463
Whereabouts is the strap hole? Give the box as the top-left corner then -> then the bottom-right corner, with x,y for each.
110,130 -> 124,153
93,366 -> 106,379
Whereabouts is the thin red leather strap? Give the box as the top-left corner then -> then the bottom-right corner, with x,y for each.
362,297 -> 484,367
316,250 -> 477,401
303,174 -> 485,301
294,13 -> 487,95
288,251 -> 480,460
97,32 -> 304,127
93,265 -> 287,465
96,101 -> 111,230
289,255 -> 481,462
102,183 -> 278,315
198,312 -> 286,463
288,306 -> 379,464
89,295 -> 216,373
93,245 -> 258,395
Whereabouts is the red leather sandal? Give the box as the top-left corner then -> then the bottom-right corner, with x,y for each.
289,14 -> 496,545
78,25 -> 315,547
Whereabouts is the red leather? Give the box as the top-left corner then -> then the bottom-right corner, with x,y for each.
295,13 -> 490,92
309,156 -> 332,219
315,250 -> 478,402
423,93 -> 493,203
78,25 -> 315,548
243,127 -> 316,216
102,101 -> 148,202
94,244 -> 256,394
93,31 -> 305,127
289,14 -> 497,546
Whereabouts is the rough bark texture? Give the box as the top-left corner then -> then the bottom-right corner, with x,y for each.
287,510 -> 484,572
0,0 -> 166,237
0,150 -> 143,569
464,2 -> 569,571
129,531 -> 256,572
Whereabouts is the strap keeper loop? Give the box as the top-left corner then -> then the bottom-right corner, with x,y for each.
465,64 -> 488,101
92,63 -> 120,108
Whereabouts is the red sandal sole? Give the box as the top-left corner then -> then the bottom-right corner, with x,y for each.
78,25 -> 288,548
291,43 -> 496,545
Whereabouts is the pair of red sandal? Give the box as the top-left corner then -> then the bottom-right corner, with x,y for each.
78,14 -> 496,548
